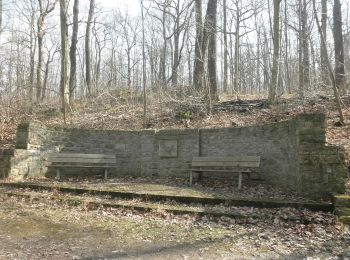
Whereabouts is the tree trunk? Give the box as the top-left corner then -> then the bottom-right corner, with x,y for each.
206,0 -> 218,101
223,0 -> 228,93
60,0 -> 70,121
320,0 -> 329,85
301,0 -> 310,94
69,0 -> 79,102
312,0 -> 344,124
256,27 -> 261,93
193,0 -> 203,90
141,0 -> 147,128
42,49 -> 54,100
233,9 -> 240,94
284,0 -> 291,94
29,10 -> 36,103
333,0 -> 346,93
159,2 -> 168,86
298,0 -> 304,99
85,0 -> 95,96
171,0 -> 180,86
268,0 -> 281,104
37,0 -> 56,102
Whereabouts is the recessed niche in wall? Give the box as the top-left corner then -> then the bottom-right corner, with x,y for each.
159,140 -> 178,158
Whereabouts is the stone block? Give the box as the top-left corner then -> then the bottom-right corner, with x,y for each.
339,216 -> 350,225
334,195 -> 350,207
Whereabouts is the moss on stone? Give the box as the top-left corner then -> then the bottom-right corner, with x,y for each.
337,208 -> 350,216
339,216 -> 350,225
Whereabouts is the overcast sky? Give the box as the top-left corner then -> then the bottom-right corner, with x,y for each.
96,0 -> 140,16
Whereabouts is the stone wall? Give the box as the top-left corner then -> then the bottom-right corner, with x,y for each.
0,149 -> 13,178
5,113 -> 348,197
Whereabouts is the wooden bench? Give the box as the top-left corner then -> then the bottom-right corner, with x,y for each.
190,156 -> 261,189
46,153 -> 117,179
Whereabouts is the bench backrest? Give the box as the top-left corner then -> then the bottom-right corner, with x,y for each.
192,156 -> 260,168
47,153 -> 116,164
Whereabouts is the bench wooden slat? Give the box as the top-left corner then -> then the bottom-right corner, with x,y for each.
47,158 -> 116,164
47,153 -> 115,159
192,156 -> 260,162
192,161 -> 260,167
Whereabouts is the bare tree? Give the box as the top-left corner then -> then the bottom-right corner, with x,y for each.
207,0 -> 218,101
193,0 -> 203,90
222,0 -> 228,93
313,0 -> 344,124
333,0 -> 346,93
193,0 -> 217,94
299,0 -> 310,98
59,0 -> 70,121
85,0 -> 95,96
320,0 -> 329,85
42,43 -> 58,100
69,0 -> 79,102
268,0 -> 281,104
141,0 -> 147,128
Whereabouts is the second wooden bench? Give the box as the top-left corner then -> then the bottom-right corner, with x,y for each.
190,156 -> 261,189
46,153 -> 117,179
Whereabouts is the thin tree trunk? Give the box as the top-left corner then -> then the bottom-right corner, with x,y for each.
234,9 -> 240,94
284,0 -> 291,94
37,0 -> 56,102
141,0 -> 147,128
85,0 -> 95,96
298,0 -> 304,99
171,0 -> 180,86
60,0 -> 70,122
42,49 -> 54,100
320,0 -> 329,85
302,0 -> 310,93
333,0 -> 346,93
207,0 -> 218,101
193,0 -> 203,90
223,0 -> 228,93
268,0 -> 281,104
256,27 -> 261,93
29,9 -> 36,103
159,2 -> 168,86
69,0 -> 79,102
313,0 -> 344,124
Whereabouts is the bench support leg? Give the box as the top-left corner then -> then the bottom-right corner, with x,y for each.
56,169 -> 60,180
238,173 -> 242,189
104,169 -> 108,180
189,171 -> 193,186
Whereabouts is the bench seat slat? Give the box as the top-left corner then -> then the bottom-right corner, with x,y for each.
191,161 -> 260,167
47,153 -> 115,159
192,156 -> 260,162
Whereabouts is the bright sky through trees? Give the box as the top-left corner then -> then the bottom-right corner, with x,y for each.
97,0 -> 140,16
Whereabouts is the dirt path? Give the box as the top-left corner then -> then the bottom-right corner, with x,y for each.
0,194 -> 349,260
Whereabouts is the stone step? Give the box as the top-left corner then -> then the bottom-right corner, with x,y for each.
333,195 -> 350,224
0,182 -> 333,212
0,188 -> 335,224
